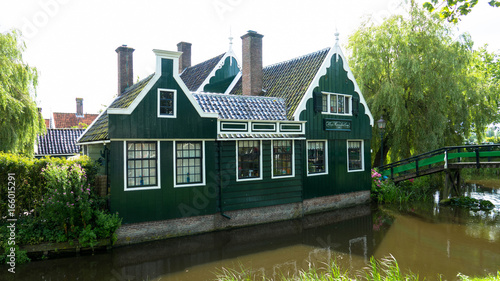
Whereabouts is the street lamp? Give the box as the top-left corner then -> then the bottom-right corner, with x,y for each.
377,117 -> 387,167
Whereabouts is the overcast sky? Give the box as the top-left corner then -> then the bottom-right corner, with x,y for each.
1,0 -> 499,118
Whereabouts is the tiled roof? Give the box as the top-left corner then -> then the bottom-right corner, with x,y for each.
36,129 -> 85,156
109,74 -> 154,109
52,112 -> 99,128
218,133 -> 305,140
230,48 -> 330,119
44,119 -> 50,128
193,93 -> 288,121
78,112 -> 109,143
79,74 -> 153,143
180,53 -> 225,91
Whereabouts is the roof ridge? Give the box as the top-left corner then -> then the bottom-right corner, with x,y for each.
194,92 -> 285,102
264,47 -> 330,69
181,52 -> 226,74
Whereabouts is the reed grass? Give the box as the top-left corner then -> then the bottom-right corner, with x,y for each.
214,255 -> 498,281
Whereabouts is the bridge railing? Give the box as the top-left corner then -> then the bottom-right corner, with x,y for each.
378,144 -> 500,180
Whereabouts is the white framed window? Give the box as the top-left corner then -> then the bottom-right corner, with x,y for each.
124,141 -> 160,191
347,140 -> 364,172
307,140 -> 328,176
322,92 -> 351,115
236,140 -> 262,181
272,140 -> 294,179
157,88 -> 177,118
174,141 -> 206,187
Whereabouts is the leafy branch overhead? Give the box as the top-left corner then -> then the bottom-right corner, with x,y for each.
423,0 -> 500,23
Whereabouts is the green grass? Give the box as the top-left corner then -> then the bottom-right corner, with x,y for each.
214,256 -> 499,281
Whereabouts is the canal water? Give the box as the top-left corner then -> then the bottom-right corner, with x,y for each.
4,184 -> 500,281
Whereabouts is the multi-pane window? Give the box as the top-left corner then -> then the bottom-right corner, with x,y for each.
348,140 -> 363,171
176,142 -> 203,185
127,142 -> 157,188
237,140 -> 261,180
159,90 -> 174,116
273,140 -> 293,177
308,141 -> 326,174
322,93 -> 351,115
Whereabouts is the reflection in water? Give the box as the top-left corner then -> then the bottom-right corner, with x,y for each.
4,185 -> 500,281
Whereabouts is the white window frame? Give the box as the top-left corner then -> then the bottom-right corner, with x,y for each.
173,140 -> 206,188
157,88 -> 177,118
123,140 -> 161,191
321,92 -> 352,116
306,140 -> 328,176
236,140 -> 263,182
347,140 -> 364,172
271,140 -> 295,179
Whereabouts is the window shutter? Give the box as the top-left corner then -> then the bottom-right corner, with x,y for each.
352,96 -> 359,116
313,92 -> 322,113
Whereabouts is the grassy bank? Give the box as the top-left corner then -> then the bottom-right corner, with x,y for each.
214,256 -> 499,281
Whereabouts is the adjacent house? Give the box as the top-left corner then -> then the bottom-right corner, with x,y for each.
36,99 -> 99,158
35,128 -> 85,158
45,98 -> 99,129
77,31 -> 373,231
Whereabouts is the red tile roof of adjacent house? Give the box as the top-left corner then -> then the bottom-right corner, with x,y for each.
44,119 -> 50,128
52,112 -> 99,129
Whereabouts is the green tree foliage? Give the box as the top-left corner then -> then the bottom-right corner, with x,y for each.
0,30 -> 45,156
423,0 -> 500,23
348,4 -> 499,164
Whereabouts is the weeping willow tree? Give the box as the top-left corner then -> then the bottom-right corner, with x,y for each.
0,30 -> 45,156
348,3 -> 499,165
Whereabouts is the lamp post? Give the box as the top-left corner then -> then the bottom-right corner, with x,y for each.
377,117 -> 387,167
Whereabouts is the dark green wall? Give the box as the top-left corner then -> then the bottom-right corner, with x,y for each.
299,54 -> 372,199
109,141 -> 218,224
218,140 -> 303,211
300,54 -> 372,140
109,58 -> 217,140
203,56 -> 239,93
302,140 -> 371,199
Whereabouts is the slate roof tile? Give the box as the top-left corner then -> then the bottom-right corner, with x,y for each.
36,129 -> 85,156
230,48 -> 329,119
180,53 -> 225,91
193,93 -> 287,121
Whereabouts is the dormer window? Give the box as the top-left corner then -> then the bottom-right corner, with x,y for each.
322,92 -> 351,115
158,89 -> 176,117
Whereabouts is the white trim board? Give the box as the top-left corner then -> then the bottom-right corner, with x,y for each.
293,42 -> 374,126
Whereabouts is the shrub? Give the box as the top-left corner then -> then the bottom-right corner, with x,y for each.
0,153 -> 121,262
371,169 -> 435,204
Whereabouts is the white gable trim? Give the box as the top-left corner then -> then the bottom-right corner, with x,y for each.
293,43 -> 374,126
107,49 -> 218,119
196,48 -> 241,93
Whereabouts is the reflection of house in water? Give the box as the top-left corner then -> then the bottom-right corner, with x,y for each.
13,205 -> 375,280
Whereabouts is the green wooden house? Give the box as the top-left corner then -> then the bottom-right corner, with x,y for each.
78,31 -> 373,228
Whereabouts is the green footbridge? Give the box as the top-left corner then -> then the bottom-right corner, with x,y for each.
378,144 -> 500,183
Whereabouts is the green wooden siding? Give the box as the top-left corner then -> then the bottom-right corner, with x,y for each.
299,54 -> 372,141
109,58 -> 217,140
302,140 -> 371,199
299,54 -> 372,199
109,141 -> 218,224
217,140 -> 303,211
203,56 -> 239,93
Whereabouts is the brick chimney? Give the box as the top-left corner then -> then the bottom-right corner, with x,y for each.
241,30 -> 264,96
76,98 -> 83,117
177,41 -> 192,73
115,45 -> 135,96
